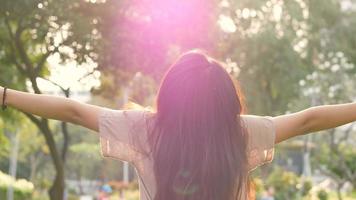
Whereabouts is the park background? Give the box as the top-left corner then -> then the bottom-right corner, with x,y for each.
0,0 -> 356,199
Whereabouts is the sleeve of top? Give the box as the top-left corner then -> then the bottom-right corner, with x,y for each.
241,115 -> 276,172
98,108 -> 148,163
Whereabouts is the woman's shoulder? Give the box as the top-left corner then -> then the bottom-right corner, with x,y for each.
240,115 -> 276,171
99,108 -> 154,123
240,115 -> 274,135
98,108 -> 156,163
240,114 -> 275,141
240,114 -> 273,124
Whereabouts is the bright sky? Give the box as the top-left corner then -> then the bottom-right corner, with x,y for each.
36,53 -> 101,102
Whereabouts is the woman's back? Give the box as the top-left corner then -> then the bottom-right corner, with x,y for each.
98,109 -> 275,200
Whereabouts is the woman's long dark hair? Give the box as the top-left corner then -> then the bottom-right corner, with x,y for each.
148,50 -> 249,200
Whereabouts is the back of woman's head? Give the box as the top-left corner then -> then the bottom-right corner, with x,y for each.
149,50 -> 249,200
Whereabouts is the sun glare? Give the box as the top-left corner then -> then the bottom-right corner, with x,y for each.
218,15 -> 237,33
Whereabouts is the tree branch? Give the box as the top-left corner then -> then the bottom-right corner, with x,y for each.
39,77 -> 69,94
34,45 -> 61,76
61,122 -> 69,163
22,112 -> 42,128
60,89 -> 70,163
34,51 -> 52,75
34,32 -> 71,75
29,76 -> 42,94
3,13 -> 15,40
13,20 -> 35,75
2,13 -> 27,74
77,69 -> 96,83
9,51 -> 26,74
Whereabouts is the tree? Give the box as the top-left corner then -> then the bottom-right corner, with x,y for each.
297,51 -> 356,200
216,0 -> 307,115
0,1 -> 99,199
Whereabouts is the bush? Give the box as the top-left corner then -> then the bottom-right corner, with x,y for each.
252,178 -> 264,199
300,179 -> 312,196
265,168 -> 312,200
0,171 -> 34,200
317,190 -> 328,200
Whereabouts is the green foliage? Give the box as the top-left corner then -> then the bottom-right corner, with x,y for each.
316,143 -> 356,186
0,170 -> 34,200
318,189 -> 329,200
301,179 -> 313,197
0,0 -> 100,67
266,169 -> 299,200
296,47 -> 356,188
266,168 -> 311,200
1,1 -> 103,199
0,120 -> 9,158
65,125 -> 104,181
252,178 -> 264,199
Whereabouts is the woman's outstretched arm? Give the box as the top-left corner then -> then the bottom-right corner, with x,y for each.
0,86 -> 103,131
272,103 -> 356,144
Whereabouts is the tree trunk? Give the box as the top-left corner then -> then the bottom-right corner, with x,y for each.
49,173 -> 65,200
336,183 -> 343,200
61,122 -> 69,162
29,154 -> 39,182
61,89 -> 71,163
27,117 -> 66,200
41,122 -> 65,200
7,130 -> 19,200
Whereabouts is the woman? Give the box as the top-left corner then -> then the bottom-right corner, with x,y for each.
1,50 -> 356,200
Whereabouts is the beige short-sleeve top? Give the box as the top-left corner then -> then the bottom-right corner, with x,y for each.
98,109 -> 276,200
